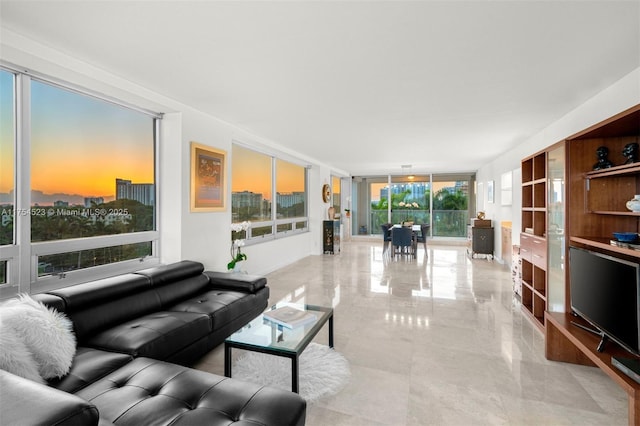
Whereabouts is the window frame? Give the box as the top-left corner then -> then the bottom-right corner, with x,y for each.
231,142 -> 309,244
332,175 -> 341,217
0,64 -> 162,297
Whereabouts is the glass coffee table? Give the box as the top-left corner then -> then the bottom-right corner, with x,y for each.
224,303 -> 334,393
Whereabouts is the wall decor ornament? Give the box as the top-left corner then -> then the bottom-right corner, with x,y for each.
626,195 -> 640,212
322,184 -> 331,203
623,142 -> 639,164
190,142 -> 226,212
593,145 -> 613,170
328,206 -> 335,219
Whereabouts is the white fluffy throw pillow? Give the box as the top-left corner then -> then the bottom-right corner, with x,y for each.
0,294 -> 76,380
0,322 -> 44,384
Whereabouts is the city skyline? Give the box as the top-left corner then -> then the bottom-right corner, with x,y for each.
370,181 -> 463,202
0,176 -> 154,207
0,72 -> 154,197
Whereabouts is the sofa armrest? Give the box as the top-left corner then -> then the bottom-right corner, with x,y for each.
0,369 -> 99,426
204,271 -> 267,293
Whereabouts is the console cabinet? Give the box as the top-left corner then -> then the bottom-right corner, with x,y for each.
467,225 -> 494,258
323,220 -> 340,254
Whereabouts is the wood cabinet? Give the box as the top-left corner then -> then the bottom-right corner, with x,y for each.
468,226 -> 494,258
501,222 -> 512,266
566,105 -> 640,267
520,151 -> 548,331
542,104 -> 640,425
323,220 -> 340,254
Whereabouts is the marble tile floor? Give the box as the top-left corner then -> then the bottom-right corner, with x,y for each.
193,240 -> 628,426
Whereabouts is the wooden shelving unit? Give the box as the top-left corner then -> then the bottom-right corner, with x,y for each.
542,104 -> 640,426
520,151 -> 548,331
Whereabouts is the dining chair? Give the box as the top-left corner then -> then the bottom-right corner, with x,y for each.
416,224 -> 430,252
381,223 -> 393,249
391,226 -> 414,258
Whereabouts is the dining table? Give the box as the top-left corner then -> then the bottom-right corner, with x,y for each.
391,224 -> 421,232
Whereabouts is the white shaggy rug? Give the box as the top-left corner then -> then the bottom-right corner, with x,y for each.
232,343 -> 350,402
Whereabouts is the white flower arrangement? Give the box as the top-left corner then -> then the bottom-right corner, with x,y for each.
228,221 -> 251,270
398,201 -> 420,208
231,221 -> 251,233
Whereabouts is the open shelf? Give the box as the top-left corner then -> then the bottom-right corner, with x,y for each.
570,236 -> 640,259
585,162 -> 640,179
546,311 -> 640,422
521,150 -> 548,332
590,211 -> 640,216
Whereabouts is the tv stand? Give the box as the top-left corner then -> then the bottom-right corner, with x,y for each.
547,312 -> 640,425
598,335 -> 610,353
570,321 -> 609,352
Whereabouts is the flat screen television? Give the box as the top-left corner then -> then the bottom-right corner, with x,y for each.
569,246 -> 640,356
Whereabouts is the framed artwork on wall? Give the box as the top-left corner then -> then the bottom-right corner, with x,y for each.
190,141 -> 226,212
487,180 -> 495,203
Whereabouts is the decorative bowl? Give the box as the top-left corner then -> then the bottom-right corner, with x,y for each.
613,232 -> 639,242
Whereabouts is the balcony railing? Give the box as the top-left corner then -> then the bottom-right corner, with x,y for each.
369,209 -> 468,238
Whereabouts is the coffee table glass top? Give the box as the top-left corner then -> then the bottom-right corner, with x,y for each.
225,303 -> 333,354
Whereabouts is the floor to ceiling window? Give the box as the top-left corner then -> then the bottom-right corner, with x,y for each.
389,175 -> 431,226
351,173 -> 474,238
431,174 -> 471,237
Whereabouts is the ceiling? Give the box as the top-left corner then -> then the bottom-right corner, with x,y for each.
1,1 -> 638,176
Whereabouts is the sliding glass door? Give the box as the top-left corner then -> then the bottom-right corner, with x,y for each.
389,175 -> 430,226
431,175 -> 470,237
351,173 -> 473,238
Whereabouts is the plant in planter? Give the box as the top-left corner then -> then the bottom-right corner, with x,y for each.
228,221 -> 251,271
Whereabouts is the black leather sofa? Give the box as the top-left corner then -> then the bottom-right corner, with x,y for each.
0,260 -> 306,426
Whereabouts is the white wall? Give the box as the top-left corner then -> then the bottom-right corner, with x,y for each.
477,67 -> 640,263
1,28 -> 346,277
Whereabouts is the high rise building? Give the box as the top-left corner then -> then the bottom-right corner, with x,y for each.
276,192 -> 305,208
115,178 -> 155,206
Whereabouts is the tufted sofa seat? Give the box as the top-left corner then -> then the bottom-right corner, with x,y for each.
0,260 -> 307,425
75,357 -> 306,426
1,358 -> 306,426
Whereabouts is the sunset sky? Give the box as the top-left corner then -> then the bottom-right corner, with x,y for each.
0,70 -> 14,195
1,68 -> 304,204
0,73 -> 154,198
231,145 -> 305,201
